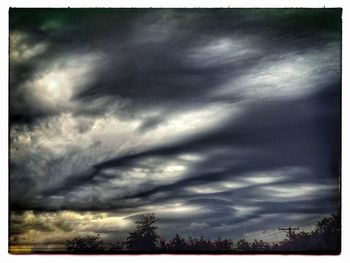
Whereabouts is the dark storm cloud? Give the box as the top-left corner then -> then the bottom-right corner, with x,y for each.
92,93 -> 340,186
66,9 -> 341,118
10,9 -> 341,123
41,168 -> 99,196
9,8 -> 341,243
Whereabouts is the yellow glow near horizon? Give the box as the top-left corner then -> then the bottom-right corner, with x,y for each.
9,245 -> 33,254
9,210 -> 134,250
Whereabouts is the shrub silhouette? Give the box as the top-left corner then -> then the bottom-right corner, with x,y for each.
105,241 -> 125,252
250,239 -> 270,251
235,239 -> 251,251
167,234 -> 187,250
213,237 -> 234,251
65,234 -> 105,253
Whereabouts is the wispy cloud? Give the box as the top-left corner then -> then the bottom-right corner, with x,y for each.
9,8 -> 341,247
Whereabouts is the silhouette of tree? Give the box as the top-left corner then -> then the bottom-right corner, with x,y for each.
213,237 -> 234,251
235,239 -> 251,251
159,237 -> 167,250
277,231 -> 313,252
187,236 -> 215,251
105,241 -> 125,252
313,212 -> 340,252
125,213 -> 160,251
63,212 -> 340,254
65,234 -> 105,253
273,212 -> 340,253
250,239 -> 270,251
168,234 -> 187,250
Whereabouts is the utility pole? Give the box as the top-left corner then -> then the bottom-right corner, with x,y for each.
278,226 -> 299,240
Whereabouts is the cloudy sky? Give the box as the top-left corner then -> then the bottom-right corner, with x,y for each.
9,8 -> 341,251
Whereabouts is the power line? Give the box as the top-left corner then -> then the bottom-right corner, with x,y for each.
243,230 -> 270,239
273,229 -> 278,243
243,227 -> 281,239
278,226 -> 299,241
241,220 -> 319,242
250,231 -> 278,239
245,230 -> 284,241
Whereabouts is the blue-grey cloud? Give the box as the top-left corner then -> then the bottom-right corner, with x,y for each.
9,8 -> 341,246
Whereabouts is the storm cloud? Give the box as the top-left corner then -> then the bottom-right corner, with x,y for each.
9,8 -> 341,248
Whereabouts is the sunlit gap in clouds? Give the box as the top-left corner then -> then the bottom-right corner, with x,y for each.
214,44 -> 340,100
36,56 -> 102,104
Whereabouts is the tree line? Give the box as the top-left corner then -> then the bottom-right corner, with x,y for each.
65,212 -> 340,254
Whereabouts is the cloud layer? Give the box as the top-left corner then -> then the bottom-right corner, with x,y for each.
9,8 -> 341,248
